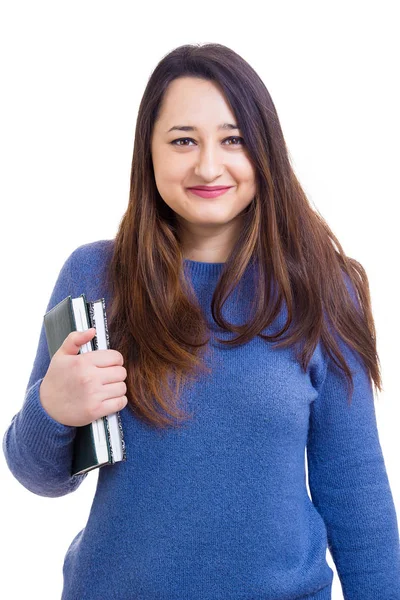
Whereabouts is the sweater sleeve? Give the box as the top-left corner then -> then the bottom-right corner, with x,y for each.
306,281 -> 400,598
2,248 -> 88,497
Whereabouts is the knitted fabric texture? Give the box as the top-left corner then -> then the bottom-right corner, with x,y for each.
3,239 -> 400,599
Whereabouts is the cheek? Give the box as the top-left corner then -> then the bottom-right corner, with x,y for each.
157,156 -> 188,183
247,177 -> 257,195
237,167 -> 257,193
233,156 -> 256,180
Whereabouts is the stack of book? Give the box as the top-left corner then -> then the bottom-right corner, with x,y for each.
43,294 -> 126,476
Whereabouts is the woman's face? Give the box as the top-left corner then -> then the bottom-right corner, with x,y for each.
150,76 -> 257,255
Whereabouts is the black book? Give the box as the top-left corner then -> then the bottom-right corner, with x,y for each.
43,294 -> 126,476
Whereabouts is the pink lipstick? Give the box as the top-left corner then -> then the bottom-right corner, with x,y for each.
187,186 -> 233,199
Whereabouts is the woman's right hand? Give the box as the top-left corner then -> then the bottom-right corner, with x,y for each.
39,328 -> 128,426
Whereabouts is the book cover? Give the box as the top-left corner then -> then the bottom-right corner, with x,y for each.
43,294 -> 126,476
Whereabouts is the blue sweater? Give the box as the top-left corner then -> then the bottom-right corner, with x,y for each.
3,239 -> 400,599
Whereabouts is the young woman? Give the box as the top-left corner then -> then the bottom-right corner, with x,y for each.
3,43 -> 400,599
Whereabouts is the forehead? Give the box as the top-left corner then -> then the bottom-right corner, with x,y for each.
156,77 -> 237,128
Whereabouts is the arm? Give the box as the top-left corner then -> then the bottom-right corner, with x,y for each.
307,281 -> 400,598
2,249 -> 88,497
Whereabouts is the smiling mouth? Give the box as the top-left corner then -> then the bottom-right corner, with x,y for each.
188,186 -> 233,191
187,187 -> 233,199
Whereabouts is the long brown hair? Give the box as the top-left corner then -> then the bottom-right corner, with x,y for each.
105,42 -> 381,429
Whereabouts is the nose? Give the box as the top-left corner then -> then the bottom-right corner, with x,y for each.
193,143 -> 225,181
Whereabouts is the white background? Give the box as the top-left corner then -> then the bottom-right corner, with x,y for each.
1,1 -> 399,598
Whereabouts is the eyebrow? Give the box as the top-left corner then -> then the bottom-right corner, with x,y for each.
166,122 -> 240,133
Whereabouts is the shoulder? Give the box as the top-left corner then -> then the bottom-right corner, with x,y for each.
68,239 -> 115,272
67,239 -> 115,297
70,238 -> 115,261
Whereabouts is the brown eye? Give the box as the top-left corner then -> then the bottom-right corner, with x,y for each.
226,137 -> 245,145
170,138 -> 194,146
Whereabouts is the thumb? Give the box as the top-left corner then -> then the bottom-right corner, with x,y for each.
59,328 -> 97,356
